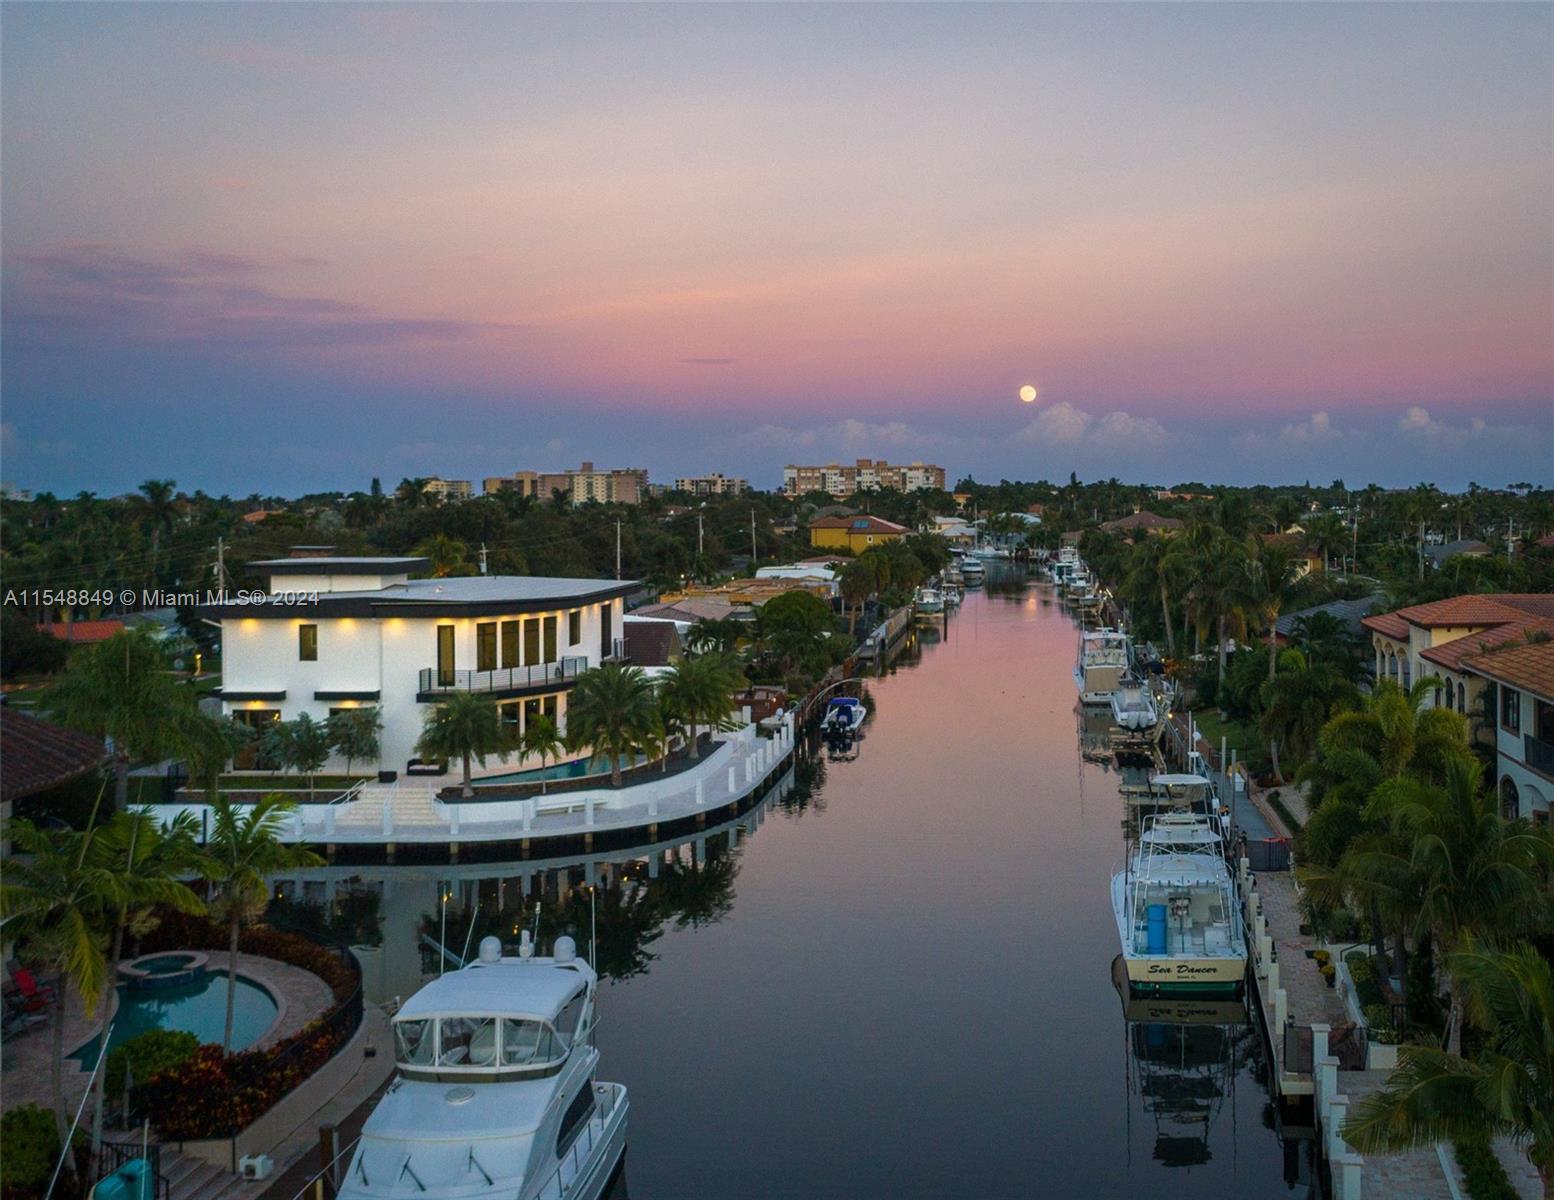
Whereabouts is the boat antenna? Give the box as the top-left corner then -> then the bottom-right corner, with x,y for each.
589,885 -> 598,970
531,898 -> 542,942
460,898 -> 481,968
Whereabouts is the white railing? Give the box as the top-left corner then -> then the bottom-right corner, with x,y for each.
534,1084 -> 624,1200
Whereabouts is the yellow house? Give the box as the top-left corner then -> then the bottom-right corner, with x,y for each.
808,514 -> 910,553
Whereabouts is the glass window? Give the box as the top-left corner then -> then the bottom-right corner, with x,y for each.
499,701 -> 521,730
543,695 -> 558,722
543,616 -> 558,664
568,610 -> 582,646
500,1018 -> 561,1066
437,626 -> 456,686
476,622 -> 497,672
394,1019 -> 434,1065
524,618 -> 540,665
299,624 -> 318,661
556,1081 -> 596,1155
554,990 -> 587,1041
436,1017 -> 495,1067
501,620 -> 520,669
1457,682 -> 1465,712
1502,687 -> 1521,734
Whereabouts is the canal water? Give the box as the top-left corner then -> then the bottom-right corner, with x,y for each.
281,569 -> 1314,1198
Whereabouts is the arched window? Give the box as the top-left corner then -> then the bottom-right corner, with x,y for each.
1457,682 -> 1466,712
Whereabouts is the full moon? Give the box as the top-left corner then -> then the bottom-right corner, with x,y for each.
1019,384 -> 1038,403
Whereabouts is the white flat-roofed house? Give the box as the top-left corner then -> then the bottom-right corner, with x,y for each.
202,557 -> 636,778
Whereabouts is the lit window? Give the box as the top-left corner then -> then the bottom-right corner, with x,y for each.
298,625 -> 318,661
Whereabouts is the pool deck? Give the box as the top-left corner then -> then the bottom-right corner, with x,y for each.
0,952 -> 333,1120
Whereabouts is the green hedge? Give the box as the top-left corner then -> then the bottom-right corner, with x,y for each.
0,1104 -> 86,1199
1452,1137 -> 1520,1200
106,1029 -> 198,1098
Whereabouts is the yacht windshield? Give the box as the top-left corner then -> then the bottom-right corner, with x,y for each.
501,1018 -> 564,1066
394,1019 -> 434,1065
438,1017 -> 497,1067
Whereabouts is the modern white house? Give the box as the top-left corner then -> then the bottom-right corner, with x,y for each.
201,556 -> 636,778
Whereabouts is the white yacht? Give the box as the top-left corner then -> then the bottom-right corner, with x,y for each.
960,555 -> 985,584
914,586 -> 944,615
339,934 -> 627,1200
1112,813 -> 1246,996
1074,628 -> 1131,704
1109,682 -> 1159,731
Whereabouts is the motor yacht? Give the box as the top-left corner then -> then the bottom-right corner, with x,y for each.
338,934 -> 627,1200
960,556 -> 985,584
914,586 -> 944,615
1074,628 -> 1131,704
1113,813 -> 1246,995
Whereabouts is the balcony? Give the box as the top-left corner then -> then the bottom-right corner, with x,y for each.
418,656 -> 587,699
1525,733 -> 1554,780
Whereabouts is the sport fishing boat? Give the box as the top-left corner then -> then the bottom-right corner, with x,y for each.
1113,813 -> 1246,995
819,696 -> 866,754
1074,628 -> 1131,704
338,934 -> 627,1200
914,586 -> 944,615
959,555 -> 985,584
1110,682 -> 1159,731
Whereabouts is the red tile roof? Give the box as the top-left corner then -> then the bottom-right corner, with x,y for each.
0,709 -> 108,802
1420,619 -> 1554,671
39,619 -> 124,644
808,515 -> 909,533
1363,594 -> 1554,637
1460,640 -> 1554,699
1099,511 -> 1182,533
1363,612 -> 1411,640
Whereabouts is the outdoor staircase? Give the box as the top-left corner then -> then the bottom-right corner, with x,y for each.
160,1148 -> 258,1200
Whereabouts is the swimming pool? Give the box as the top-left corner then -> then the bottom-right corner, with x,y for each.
480,753 -> 641,786
71,970 -> 278,1063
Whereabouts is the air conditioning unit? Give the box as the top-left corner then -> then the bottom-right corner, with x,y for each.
238,1154 -> 274,1181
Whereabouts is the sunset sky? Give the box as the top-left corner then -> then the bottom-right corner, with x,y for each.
2,2 -> 1550,495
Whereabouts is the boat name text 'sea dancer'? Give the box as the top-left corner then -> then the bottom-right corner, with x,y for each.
338,933 -> 627,1200
1113,813 -> 1247,995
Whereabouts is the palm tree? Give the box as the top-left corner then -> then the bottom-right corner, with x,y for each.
412,533 -> 469,577
85,809 -> 205,1168
203,796 -> 322,1055
1360,759 -> 1553,1050
1323,678 -> 1471,784
658,654 -> 744,759
1258,650 -> 1357,783
416,692 -> 509,797
1249,543 -> 1302,681
685,616 -> 745,657
520,715 -> 564,793
0,792 -> 115,1149
136,479 -> 177,577
839,559 -> 876,636
47,629 -> 195,810
1343,941 -> 1554,1198
565,663 -> 659,786
181,713 -> 253,801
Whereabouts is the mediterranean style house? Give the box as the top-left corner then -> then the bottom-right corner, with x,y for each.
200,556 -> 635,778
1361,592 -> 1554,821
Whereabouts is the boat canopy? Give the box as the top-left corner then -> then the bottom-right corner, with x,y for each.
1149,774 -> 1211,788
398,962 -> 587,1023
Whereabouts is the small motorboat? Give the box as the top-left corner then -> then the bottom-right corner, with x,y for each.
915,586 -> 945,615
820,697 -> 866,753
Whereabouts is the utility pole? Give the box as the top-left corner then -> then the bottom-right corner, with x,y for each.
615,520 -> 622,580
750,509 -> 757,565
213,537 -> 228,592
478,543 -> 488,575
697,510 -> 704,559
1507,517 -> 1516,560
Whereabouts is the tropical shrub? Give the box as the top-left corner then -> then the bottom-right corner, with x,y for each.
106,1029 -> 198,1098
1452,1136 -> 1520,1200
1364,1004 -> 1400,1044
1,1104 -> 70,1195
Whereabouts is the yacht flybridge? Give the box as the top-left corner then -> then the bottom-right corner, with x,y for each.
338,934 -> 627,1200
1074,628 -> 1132,704
1113,813 -> 1247,995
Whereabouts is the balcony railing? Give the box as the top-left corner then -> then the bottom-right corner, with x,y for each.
1525,733 -> 1554,778
419,656 -> 587,695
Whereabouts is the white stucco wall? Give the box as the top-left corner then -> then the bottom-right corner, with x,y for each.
220,594 -> 626,775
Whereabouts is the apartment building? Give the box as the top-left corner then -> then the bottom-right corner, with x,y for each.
422,477 -> 472,502
483,463 -> 649,505
781,459 -> 945,498
673,473 -> 749,497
